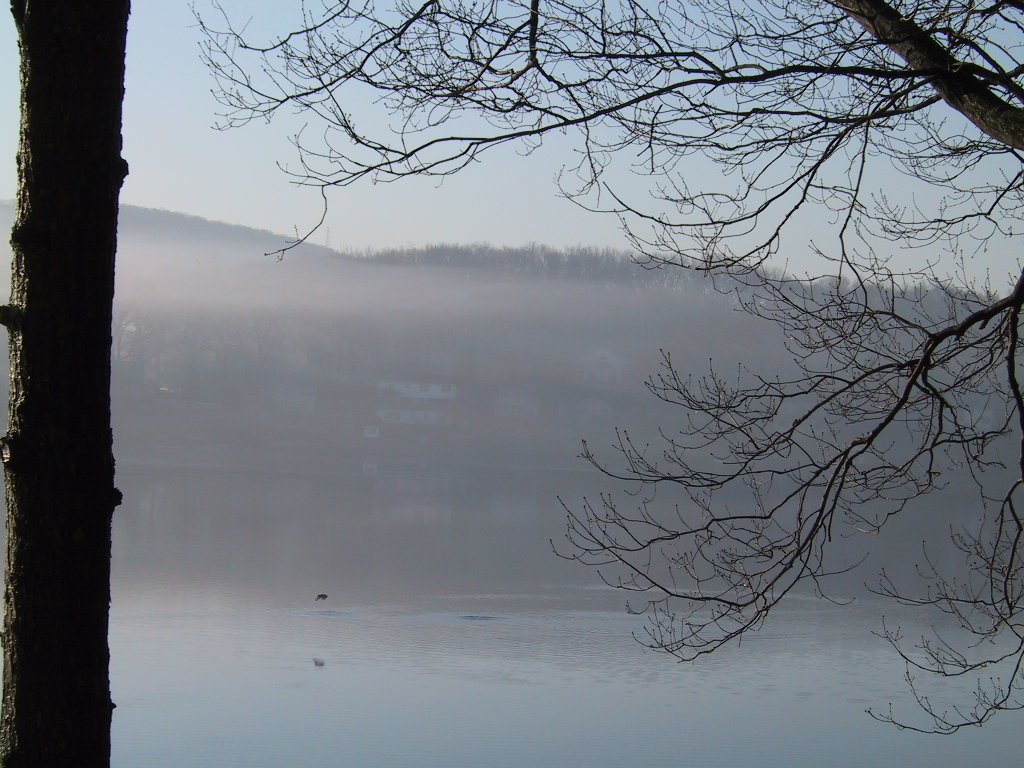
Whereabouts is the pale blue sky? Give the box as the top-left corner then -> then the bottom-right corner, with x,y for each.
0,3 -> 1018,284
0,2 -> 628,252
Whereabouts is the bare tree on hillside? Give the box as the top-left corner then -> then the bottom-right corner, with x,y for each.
199,0 -> 1024,731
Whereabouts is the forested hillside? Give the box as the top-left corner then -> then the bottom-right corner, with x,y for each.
13,205 -> 767,474
0,202 -> 996,592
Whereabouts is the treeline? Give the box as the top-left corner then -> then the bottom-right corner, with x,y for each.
348,242 -> 696,286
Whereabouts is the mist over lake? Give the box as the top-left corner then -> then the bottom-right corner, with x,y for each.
0,203 -> 1016,765
110,466 -> 1017,768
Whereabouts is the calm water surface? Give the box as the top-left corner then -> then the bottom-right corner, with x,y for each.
109,468 -> 1019,767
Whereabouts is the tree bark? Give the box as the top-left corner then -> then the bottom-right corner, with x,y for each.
836,0 -> 1024,149
1,3 -> 130,767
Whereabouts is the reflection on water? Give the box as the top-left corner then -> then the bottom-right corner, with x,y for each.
110,468 -> 1018,768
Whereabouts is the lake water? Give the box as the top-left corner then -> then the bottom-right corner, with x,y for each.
109,467 -> 1019,767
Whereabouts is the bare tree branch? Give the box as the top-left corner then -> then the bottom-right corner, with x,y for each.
199,0 -> 1024,731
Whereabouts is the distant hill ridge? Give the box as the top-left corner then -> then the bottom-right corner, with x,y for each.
0,200 -> 686,284
0,200 -> 338,259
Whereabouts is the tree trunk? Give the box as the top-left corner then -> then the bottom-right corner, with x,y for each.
1,3 -> 130,767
